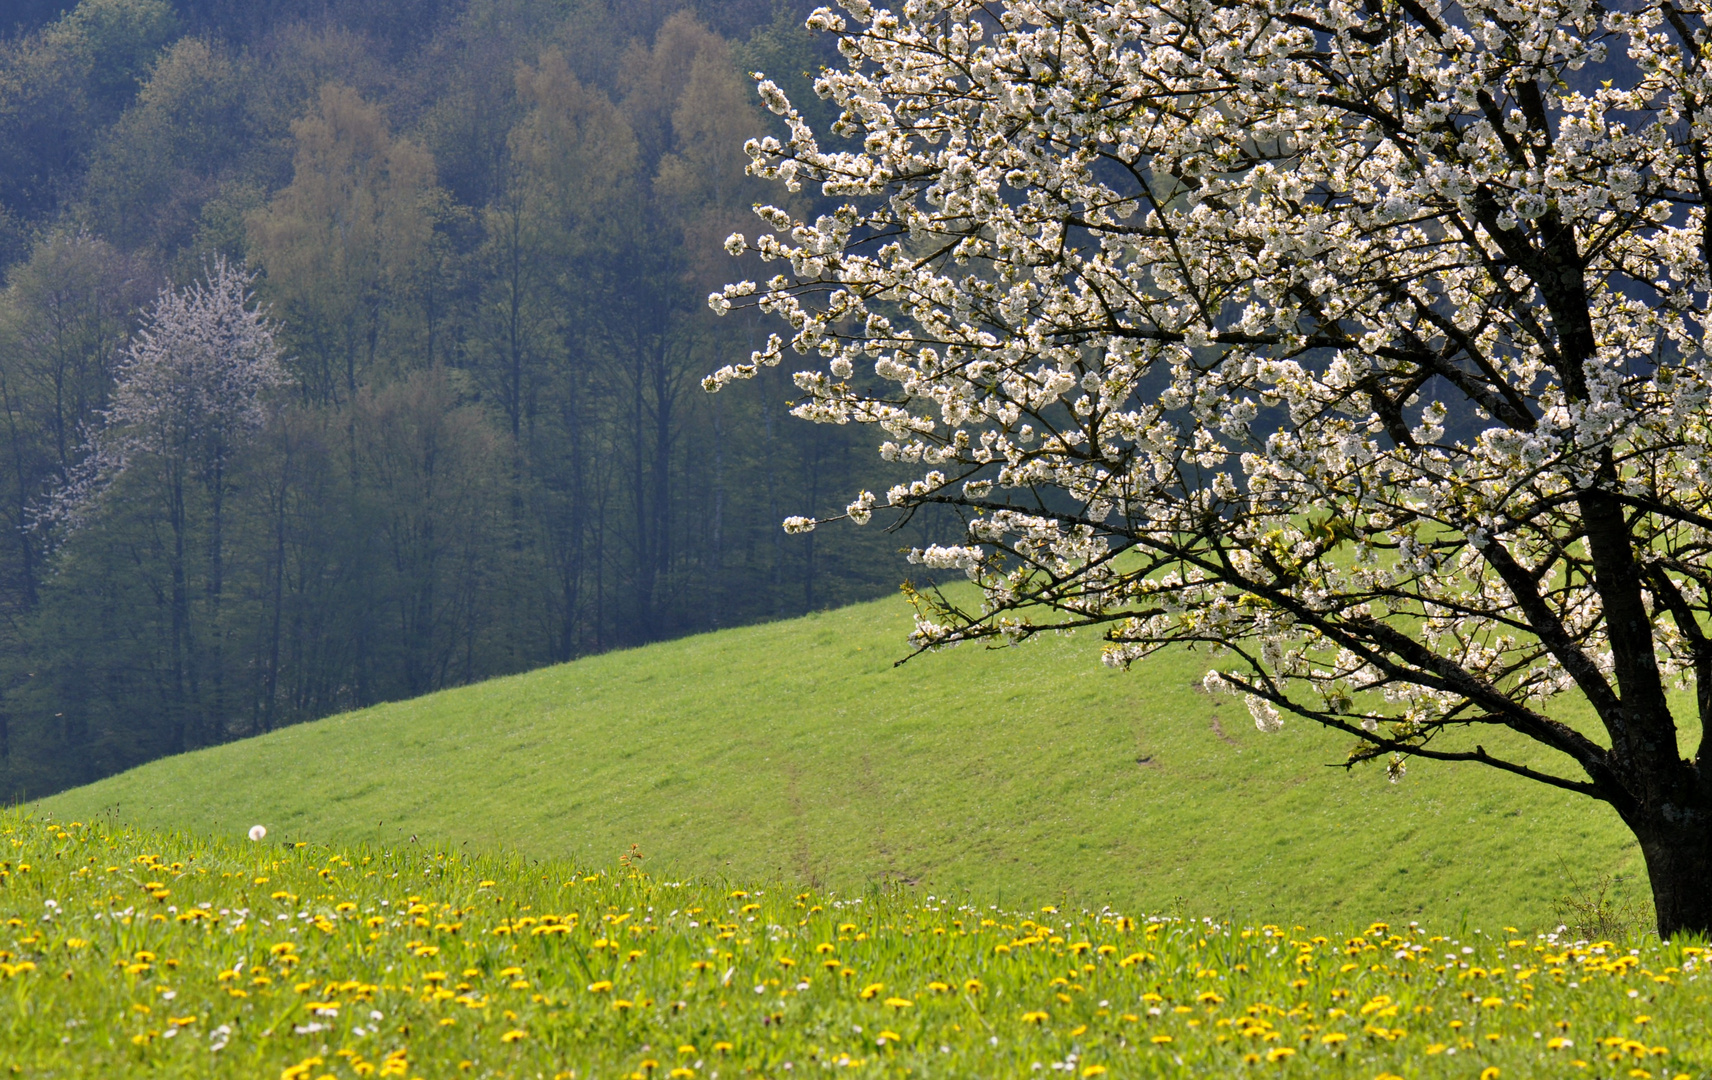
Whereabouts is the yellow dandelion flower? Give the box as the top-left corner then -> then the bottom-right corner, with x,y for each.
1082,1067 -> 1108,1078
859,983 -> 884,1000
964,979 -> 984,994
883,997 -> 913,1009
1149,1034 -> 1173,1045
712,1042 -> 733,1055
1320,1033 -> 1347,1046
588,980 -> 613,993
500,1030 -> 527,1043
1480,1069 -> 1501,1080
1264,1047 -> 1295,1063
1022,1010 -> 1051,1025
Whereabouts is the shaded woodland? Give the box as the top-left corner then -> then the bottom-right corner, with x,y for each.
0,0 -> 933,798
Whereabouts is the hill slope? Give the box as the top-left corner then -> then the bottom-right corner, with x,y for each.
40,592 -> 1649,929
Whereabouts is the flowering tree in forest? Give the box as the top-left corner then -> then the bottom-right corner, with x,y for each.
46,257 -> 284,749
52,257 -> 283,523
710,0 -> 1712,934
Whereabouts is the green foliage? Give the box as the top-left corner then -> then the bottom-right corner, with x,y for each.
42,592 -> 1656,932
81,35 -> 254,255
2,811 -> 1708,1078
47,0 -> 179,112
0,1 -> 928,800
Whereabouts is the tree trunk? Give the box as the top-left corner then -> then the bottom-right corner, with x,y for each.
207,451 -> 225,741
1633,813 -> 1712,937
167,465 -> 190,755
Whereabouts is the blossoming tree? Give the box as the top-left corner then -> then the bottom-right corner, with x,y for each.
708,0 -> 1712,934
52,257 -> 284,525
47,257 -> 285,748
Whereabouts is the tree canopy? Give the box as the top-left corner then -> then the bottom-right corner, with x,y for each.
717,0 -> 1712,935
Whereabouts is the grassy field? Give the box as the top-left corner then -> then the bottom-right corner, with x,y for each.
42,591 -> 1653,932
0,812 -> 1705,1080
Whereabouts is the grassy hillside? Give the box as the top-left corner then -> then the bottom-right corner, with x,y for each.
41,591 -> 1650,930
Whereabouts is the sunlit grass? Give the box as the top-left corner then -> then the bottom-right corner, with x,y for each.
40,592 -> 1655,930
1,812 -> 1706,1079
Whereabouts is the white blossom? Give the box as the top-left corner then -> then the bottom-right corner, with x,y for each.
716,0 -> 1712,876
44,258 -> 285,528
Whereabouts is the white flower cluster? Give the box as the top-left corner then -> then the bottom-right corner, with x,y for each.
712,0 -> 1712,793
43,257 -> 286,529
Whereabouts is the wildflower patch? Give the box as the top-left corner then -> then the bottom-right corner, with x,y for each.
0,812 -> 1707,1077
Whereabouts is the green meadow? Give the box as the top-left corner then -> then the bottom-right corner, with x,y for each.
41,591 -> 1649,932
0,813 -> 1705,1080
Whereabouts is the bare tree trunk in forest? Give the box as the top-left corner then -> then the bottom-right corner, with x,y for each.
651,338 -> 673,634
763,366 -> 782,615
555,330 -> 586,662
803,432 -> 821,612
594,477 -> 607,652
629,329 -> 654,640
206,448 -> 229,741
709,391 -> 724,627
167,463 -> 191,753
0,370 -> 39,608
260,431 -> 293,734
504,205 -> 525,444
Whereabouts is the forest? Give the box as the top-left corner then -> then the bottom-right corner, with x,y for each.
0,0 -> 936,799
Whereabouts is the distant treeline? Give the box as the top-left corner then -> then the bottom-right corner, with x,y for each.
0,0 -> 941,799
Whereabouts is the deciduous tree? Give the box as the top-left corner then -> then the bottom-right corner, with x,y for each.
49,257 -> 283,750
248,84 -> 438,404
716,0 -> 1712,935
